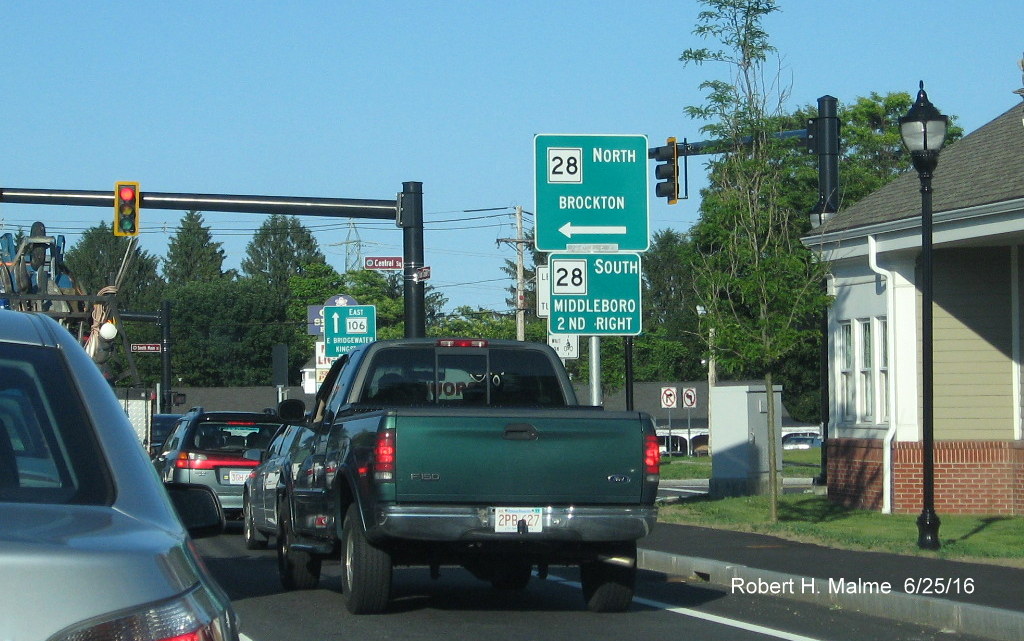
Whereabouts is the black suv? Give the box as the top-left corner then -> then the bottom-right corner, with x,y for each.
153,407 -> 283,519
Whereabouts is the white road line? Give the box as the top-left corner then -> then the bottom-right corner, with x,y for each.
548,573 -> 827,641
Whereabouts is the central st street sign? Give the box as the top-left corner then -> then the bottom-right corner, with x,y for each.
324,304 -> 377,357
534,134 -> 649,252
547,253 -> 641,336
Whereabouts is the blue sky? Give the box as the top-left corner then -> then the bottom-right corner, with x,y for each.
2,1 -> 1022,314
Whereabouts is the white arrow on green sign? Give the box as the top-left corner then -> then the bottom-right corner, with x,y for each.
534,134 -> 649,252
547,253 -> 642,336
324,304 -> 377,357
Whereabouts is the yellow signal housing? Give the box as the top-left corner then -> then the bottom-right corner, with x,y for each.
114,181 -> 140,237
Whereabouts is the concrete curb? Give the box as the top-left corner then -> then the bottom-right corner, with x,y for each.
637,548 -> 1024,641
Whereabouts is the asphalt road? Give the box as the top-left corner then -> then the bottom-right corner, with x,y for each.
196,529 -> 992,641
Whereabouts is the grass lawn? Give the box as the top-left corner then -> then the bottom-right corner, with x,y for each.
658,492 -> 1024,566
656,449 -> 1024,565
658,448 -> 822,480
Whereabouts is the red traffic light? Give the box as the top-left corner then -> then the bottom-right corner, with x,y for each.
114,181 -> 140,237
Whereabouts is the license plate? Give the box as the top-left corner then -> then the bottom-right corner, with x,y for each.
227,470 -> 248,485
493,507 -> 543,533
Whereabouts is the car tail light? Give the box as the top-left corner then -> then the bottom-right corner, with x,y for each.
373,429 -> 396,481
435,338 -> 488,348
51,585 -> 236,641
174,452 -> 258,470
643,434 -> 660,476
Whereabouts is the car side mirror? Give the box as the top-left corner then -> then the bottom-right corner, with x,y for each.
166,483 -> 225,539
243,448 -> 264,462
278,398 -> 306,423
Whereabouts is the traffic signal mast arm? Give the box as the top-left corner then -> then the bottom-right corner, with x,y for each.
648,128 -> 809,204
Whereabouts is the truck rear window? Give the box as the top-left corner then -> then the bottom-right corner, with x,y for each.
360,346 -> 566,408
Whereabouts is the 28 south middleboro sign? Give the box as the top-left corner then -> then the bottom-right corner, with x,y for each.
547,253 -> 642,336
534,134 -> 649,252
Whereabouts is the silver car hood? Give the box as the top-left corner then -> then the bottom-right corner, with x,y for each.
0,503 -> 201,640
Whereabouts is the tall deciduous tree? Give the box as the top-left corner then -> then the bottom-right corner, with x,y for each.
682,0 -> 831,520
164,210 -> 234,284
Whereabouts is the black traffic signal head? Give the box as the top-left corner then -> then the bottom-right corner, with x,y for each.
652,137 -> 679,204
114,181 -> 140,237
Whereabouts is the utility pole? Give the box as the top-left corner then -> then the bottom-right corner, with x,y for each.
497,205 -> 528,341
515,205 -> 525,341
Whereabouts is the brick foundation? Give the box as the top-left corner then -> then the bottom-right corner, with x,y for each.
827,438 -> 1024,515
827,438 -> 885,510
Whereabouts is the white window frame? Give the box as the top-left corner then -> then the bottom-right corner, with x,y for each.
877,318 -> 889,423
837,317 -> 888,426
839,321 -> 854,422
859,319 -> 874,422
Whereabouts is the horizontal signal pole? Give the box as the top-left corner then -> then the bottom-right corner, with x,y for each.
1,184 -> 426,339
0,188 -> 397,220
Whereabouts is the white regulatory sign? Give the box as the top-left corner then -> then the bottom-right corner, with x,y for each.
682,387 -> 698,409
660,387 -> 677,409
547,333 -> 579,359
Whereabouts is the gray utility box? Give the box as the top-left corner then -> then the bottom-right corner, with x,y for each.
709,383 -> 783,497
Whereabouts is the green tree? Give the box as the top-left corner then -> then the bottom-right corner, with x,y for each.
241,214 -> 325,294
682,0 -> 832,520
429,306 -> 517,339
65,221 -> 165,310
164,210 -> 234,284
64,221 -> 166,384
169,278 -> 294,386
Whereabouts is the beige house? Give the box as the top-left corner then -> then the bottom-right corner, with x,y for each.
804,102 -> 1024,514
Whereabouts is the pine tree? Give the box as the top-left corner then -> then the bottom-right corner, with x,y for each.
164,211 -> 233,285
241,214 -> 325,293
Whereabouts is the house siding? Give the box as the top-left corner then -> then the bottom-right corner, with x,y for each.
924,247 -> 1013,441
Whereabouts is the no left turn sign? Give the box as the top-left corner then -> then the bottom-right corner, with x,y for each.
682,387 -> 698,409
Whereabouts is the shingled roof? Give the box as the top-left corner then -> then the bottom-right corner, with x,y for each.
816,102 -> 1024,235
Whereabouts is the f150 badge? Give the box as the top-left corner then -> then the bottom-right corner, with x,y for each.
410,473 -> 440,481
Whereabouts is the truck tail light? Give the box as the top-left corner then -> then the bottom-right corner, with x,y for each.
374,428 -> 396,481
643,434 -> 660,476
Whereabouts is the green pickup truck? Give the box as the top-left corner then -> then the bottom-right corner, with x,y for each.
275,338 -> 659,614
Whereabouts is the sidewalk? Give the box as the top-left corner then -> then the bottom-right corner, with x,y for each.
639,508 -> 1024,641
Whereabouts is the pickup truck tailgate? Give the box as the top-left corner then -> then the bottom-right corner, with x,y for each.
392,408 -> 647,504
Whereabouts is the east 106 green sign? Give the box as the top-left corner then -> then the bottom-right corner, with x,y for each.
547,253 -> 641,336
324,305 -> 377,357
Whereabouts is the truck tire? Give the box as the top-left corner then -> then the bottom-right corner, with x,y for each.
243,495 -> 268,550
341,503 -> 392,614
277,504 -> 321,590
579,542 -> 637,613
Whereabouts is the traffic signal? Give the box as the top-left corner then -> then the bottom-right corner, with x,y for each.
652,137 -> 680,204
114,181 -> 140,237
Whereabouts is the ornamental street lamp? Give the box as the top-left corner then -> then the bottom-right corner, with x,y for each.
899,81 -> 948,550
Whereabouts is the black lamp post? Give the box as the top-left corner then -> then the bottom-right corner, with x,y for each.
899,81 -> 948,550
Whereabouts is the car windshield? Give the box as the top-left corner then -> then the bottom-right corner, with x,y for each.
191,421 -> 281,452
0,342 -> 113,506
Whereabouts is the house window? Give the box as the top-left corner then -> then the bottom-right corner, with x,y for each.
878,318 -> 889,422
859,320 -> 874,422
839,322 -> 854,422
